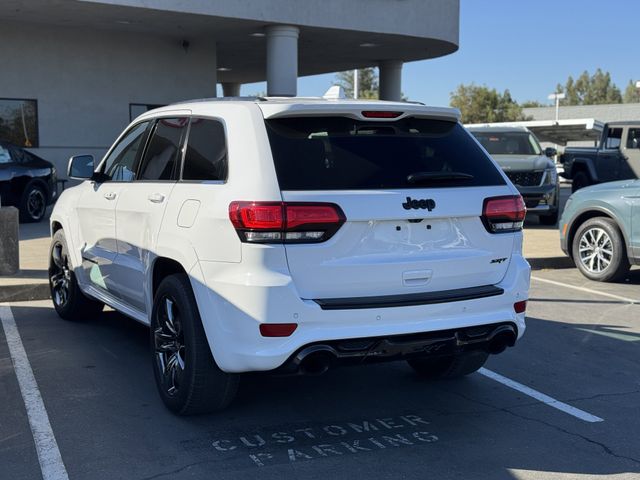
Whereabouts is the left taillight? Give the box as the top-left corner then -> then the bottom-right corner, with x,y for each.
229,201 -> 345,244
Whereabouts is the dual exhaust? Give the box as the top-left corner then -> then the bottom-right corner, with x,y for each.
290,324 -> 517,376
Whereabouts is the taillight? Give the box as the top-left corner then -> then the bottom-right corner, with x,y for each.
229,201 -> 345,244
482,195 -> 526,233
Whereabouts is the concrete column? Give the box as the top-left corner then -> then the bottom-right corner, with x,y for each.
221,82 -> 241,97
266,25 -> 299,97
0,207 -> 19,276
379,60 -> 403,101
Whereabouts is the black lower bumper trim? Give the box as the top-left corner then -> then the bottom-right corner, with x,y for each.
276,322 -> 518,375
313,285 -> 504,310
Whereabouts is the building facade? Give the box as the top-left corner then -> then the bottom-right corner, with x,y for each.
0,0 -> 460,175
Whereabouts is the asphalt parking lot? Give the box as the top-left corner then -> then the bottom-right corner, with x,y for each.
1,264 -> 639,480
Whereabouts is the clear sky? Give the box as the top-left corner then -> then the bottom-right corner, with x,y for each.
240,0 -> 636,107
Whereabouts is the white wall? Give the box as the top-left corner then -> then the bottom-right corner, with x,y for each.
0,20 -> 217,177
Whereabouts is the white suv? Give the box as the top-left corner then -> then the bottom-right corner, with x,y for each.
49,97 -> 531,414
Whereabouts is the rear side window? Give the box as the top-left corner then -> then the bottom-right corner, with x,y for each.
138,118 -> 188,181
626,128 -> 640,149
605,128 -> 622,149
182,118 -> 228,181
265,117 -> 505,190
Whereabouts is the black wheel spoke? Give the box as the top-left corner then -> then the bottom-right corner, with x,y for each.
50,241 -> 71,308
154,294 -> 185,397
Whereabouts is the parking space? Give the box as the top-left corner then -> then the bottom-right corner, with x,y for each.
1,266 -> 640,480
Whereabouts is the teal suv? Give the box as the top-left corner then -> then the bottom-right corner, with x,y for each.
560,180 -> 640,282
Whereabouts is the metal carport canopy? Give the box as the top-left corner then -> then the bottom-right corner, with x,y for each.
465,118 -> 605,145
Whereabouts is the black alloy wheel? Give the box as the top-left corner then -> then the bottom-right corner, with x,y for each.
153,296 -> 186,397
50,239 -> 71,308
20,183 -> 47,222
48,229 -> 103,320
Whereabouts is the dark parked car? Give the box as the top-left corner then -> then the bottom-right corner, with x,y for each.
560,121 -> 640,192
0,142 -> 57,222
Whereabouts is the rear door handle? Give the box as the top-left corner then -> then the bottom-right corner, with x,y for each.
148,193 -> 165,203
103,192 -> 117,200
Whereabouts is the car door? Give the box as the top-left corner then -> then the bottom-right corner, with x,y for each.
76,120 -> 151,298
629,180 -> 640,260
621,127 -> 640,179
596,127 -> 623,182
113,116 -> 188,314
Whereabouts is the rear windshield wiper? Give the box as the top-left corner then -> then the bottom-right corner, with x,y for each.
407,171 -> 474,185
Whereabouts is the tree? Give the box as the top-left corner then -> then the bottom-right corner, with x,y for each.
449,84 -> 529,123
556,69 -> 622,105
521,100 -> 544,108
335,67 -> 379,99
623,80 -> 640,103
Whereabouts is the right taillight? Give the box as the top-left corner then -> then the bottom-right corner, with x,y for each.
482,195 -> 526,233
229,201 -> 345,244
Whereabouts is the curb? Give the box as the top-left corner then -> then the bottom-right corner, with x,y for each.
0,282 -> 50,303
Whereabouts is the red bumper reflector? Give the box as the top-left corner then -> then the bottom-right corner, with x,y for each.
259,323 -> 298,337
514,300 -> 527,314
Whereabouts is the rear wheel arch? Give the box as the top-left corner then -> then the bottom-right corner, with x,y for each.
151,257 -> 187,300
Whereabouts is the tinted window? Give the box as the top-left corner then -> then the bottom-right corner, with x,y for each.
265,117 -> 505,190
102,122 -> 150,182
626,129 -> 640,149
471,131 -> 542,155
605,128 -> 622,149
138,118 -> 188,181
0,98 -> 38,147
182,119 -> 228,181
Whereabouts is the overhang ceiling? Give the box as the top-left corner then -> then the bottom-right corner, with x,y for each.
0,0 -> 459,83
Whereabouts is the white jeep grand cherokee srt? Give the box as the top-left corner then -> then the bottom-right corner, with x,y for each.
49,97 -> 530,414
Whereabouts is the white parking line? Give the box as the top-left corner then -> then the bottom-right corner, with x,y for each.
479,368 -> 604,423
0,305 -> 69,480
531,276 -> 639,304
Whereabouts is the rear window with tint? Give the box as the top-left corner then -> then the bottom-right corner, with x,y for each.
182,118 -> 228,181
265,117 -> 505,190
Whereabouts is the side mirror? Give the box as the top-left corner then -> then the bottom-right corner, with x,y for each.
67,155 -> 95,180
544,147 -> 557,158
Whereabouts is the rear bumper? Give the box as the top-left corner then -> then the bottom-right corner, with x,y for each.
190,254 -> 531,373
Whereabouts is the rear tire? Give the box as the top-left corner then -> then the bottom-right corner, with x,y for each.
49,229 -> 104,321
19,181 -> 47,223
408,351 -> 488,379
151,274 -> 239,415
571,171 -> 591,193
572,217 -> 629,282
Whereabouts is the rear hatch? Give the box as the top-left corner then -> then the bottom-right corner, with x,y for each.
262,111 -> 519,300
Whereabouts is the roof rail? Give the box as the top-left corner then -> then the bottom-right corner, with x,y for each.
170,96 -> 267,106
